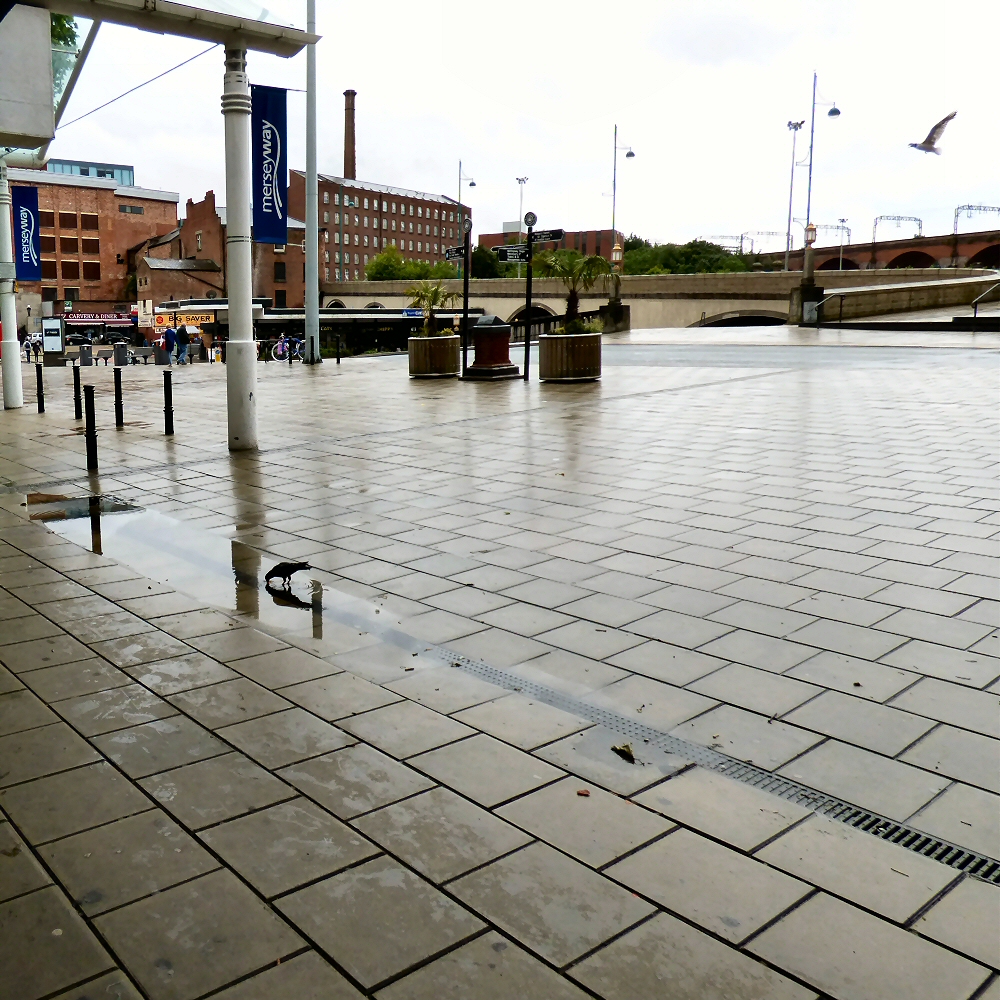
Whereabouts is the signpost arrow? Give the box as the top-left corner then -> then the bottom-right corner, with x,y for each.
444,245 -> 464,261
530,229 -> 565,244
492,245 -> 530,263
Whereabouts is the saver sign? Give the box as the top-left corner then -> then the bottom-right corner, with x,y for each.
12,186 -> 41,281
251,85 -> 287,245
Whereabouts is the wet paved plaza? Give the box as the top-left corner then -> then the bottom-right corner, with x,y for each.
0,343 -> 998,1000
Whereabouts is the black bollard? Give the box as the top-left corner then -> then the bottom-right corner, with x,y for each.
221,340 -> 227,364
89,495 -> 103,555
288,340 -> 293,366
114,366 -> 124,428
83,384 -> 98,471
35,363 -> 44,413
163,370 -> 174,436
336,336 -> 341,365
73,363 -> 82,420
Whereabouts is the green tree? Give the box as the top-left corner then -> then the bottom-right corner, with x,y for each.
51,14 -> 77,47
406,280 -> 457,336
622,239 -> 755,275
530,250 -> 612,326
366,244 -> 456,281
471,244 -> 500,279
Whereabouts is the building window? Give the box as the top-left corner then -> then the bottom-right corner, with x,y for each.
408,222 -> 413,233
324,250 -> 329,262
40,235 -> 56,253
326,267 -> 332,280
391,220 -> 396,232
324,191 -> 330,204
354,269 -> 359,279
354,214 -> 359,225
449,212 -> 454,223
381,219 -> 387,229
39,210 -> 55,228
323,211 -> 329,223
354,253 -> 359,264
382,201 -> 387,211
42,286 -> 58,301
363,216 -> 368,227
118,205 -> 144,215
363,198 -> 368,209
417,224 -> 422,235
408,241 -> 413,251
409,205 -> 414,216
81,238 -> 99,255
61,260 -> 80,279
80,213 -> 99,231
82,262 -> 100,280
273,243 -> 285,253
363,254 -> 368,264
334,251 -> 340,263
63,287 -> 80,300
417,207 -> 422,218
274,289 -> 286,308
391,238 -> 396,247
41,260 -> 57,279
334,232 -> 340,244
354,234 -> 359,245
58,212 -> 77,228
417,242 -> 422,252
364,235 -> 369,247
334,193 -> 339,205
382,237 -> 386,248
274,261 -> 286,282
391,202 -> 396,213
434,244 -> 439,253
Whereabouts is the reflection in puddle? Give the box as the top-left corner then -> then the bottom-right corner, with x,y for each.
26,494 -> 139,522
46,502 -> 323,636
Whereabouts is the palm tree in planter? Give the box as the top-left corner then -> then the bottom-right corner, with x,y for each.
406,280 -> 457,336
531,250 -> 611,333
405,280 -> 460,378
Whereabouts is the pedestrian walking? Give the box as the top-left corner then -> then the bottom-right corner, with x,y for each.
176,326 -> 190,365
164,326 -> 177,366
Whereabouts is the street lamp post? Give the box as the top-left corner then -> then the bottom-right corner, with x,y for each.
805,72 -> 840,229
838,217 -> 847,270
303,0 -> 320,364
784,120 -> 804,271
456,161 -> 475,277
611,124 -> 634,273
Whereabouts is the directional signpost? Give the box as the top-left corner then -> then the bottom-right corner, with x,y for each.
444,246 -> 464,262
446,219 -> 473,374
531,229 -> 565,245
494,245 -> 529,263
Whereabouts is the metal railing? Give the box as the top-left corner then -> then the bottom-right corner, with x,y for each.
509,308 -> 602,343
972,280 -> 1000,318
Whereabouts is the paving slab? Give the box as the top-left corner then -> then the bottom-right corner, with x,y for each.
225,646 -> 340,688
48,971 -> 144,1000
0,722 -> 101,787
19,658 -> 131,702
94,869 -> 304,1000
377,930 -> 590,1000
0,885 -> 115,1000
199,798 -> 378,898
92,716 -> 229,778
606,639 -> 726,685
337,699 -> 475,758
218,706 -> 355,768
634,766 -> 811,851
913,876 -> 1000,970
0,688 -> 59,735
899,724 -> 1000,793
280,671 -> 402,720
909,782 -> 1000,857
279,744 -> 435,819
748,891 -> 991,1000
277,855 -> 484,989
139,752 -> 294,830
211,951 -> 365,1000
0,634 -> 95,673
125,651 -> 238,695
570,911 -> 817,1000
89,632 -> 195,669
453,693 -> 591,750
409,732 -> 564,807
0,822 -> 51,901
39,810 -> 219,915
585,673 -> 717,731
757,814 -> 959,922
450,841 -> 654,967
889,677 -> 1000,737
354,786 -> 531,883
497,777 -> 672,867
52,683 -> 178,736
607,828 -> 810,943
166,677 -> 290,729
384,664 -> 509,713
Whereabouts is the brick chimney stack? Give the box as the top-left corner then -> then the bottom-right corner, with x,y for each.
343,89 -> 356,180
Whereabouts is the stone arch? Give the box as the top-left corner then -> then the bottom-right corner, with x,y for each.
885,250 -> 938,269
965,244 -> 1000,269
506,303 -> 556,324
693,309 -> 787,327
817,256 -> 860,270
364,302 -> 385,309
322,298 -> 347,308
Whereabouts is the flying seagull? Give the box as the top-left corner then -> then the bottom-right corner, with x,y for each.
909,111 -> 956,154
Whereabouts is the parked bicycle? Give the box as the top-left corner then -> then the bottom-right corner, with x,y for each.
271,335 -> 304,362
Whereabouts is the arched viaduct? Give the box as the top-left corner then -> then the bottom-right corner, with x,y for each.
321,268 -> 994,329
780,229 -> 1000,272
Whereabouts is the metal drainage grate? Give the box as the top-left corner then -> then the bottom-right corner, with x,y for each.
435,648 -> 1000,885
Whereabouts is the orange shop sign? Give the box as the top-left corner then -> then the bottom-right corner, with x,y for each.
153,313 -> 215,328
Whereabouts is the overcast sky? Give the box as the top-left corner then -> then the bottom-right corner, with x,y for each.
49,0 -> 1000,252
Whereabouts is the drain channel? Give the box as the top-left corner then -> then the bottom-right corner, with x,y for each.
433,648 -> 1000,886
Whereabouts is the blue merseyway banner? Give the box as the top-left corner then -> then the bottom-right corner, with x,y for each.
251,85 -> 287,245
12,186 -> 41,281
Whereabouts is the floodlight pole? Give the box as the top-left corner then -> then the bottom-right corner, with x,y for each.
0,160 -> 24,410
222,47 -> 258,450
303,0 -> 320,364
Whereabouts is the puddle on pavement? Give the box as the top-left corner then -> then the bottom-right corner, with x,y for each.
42,495 -> 433,657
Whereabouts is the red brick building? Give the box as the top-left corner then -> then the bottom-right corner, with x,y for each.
478,227 -> 624,261
288,171 -> 470,282
7,166 -> 178,306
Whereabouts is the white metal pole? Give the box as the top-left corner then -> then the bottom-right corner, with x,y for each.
304,0 -> 319,364
222,47 -> 258,450
0,161 -> 24,410
805,72 -> 817,228
784,127 -> 798,271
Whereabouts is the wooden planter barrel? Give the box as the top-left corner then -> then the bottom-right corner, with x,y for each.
408,335 -> 460,378
538,332 -> 601,382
